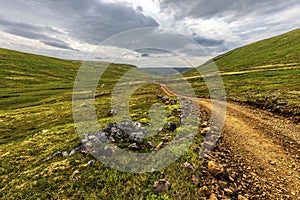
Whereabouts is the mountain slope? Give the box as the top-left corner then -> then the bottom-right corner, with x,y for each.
184,28 -> 300,119
211,28 -> 300,72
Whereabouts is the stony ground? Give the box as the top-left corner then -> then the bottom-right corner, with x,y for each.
161,84 -> 300,199
197,99 -> 300,200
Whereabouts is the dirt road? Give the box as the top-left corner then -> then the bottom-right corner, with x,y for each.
160,84 -> 300,199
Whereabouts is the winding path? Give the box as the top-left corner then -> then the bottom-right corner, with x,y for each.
160,84 -> 300,199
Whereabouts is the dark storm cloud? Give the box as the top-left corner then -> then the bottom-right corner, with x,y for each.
0,0 -> 159,46
159,0 -> 299,19
192,35 -> 225,46
0,17 -> 75,50
43,0 -> 159,44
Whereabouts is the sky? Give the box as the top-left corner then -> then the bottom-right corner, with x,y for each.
0,0 -> 299,67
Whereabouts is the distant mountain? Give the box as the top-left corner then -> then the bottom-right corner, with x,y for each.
142,67 -> 194,76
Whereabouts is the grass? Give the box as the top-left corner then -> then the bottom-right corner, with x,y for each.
183,28 -> 300,119
1,27 -> 300,198
0,48 -> 206,199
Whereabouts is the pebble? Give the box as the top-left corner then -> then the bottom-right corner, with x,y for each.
128,143 -> 140,150
154,179 -> 171,192
181,162 -> 195,172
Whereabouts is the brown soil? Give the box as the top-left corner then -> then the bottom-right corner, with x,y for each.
160,84 -> 300,199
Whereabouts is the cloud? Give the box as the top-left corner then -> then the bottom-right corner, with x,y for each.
158,0 -> 299,20
0,0 -> 299,64
0,0 -> 159,48
192,35 -> 225,46
0,17 -> 75,50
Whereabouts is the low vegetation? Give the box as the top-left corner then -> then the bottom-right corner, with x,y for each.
0,48 -> 206,199
184,28 -> 300,120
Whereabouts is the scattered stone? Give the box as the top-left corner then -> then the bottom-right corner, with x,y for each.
154,179 -> 171,192
201,127 -> 211,135
162,96 -> 169,102
167,122 -> 177,131
207,161 -> 224,176
181,162 -> 195,172
128,143 -> 140,150
147,141 -> 155,148
201,121 -> 209,127
224,187 -> 237,196
53,151 -> 63,158
208,194 -> 218,200
69,148 -> 79,156
62,151 -> 69,157
88,160 -> 95,167
238,194 -> 248,200
170,100 -> 176,105
191,174 -> 199,185
129,132 -> 144,143
198,186 -> 210,197
154,142 -> 164,151
108,110 -> 116,116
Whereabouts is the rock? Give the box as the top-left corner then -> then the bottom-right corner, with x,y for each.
162,96 -> 169,102
154,179 -> 171,192
218,180 -> 228,189
209,194 -> 218,200
201,127 -> 211,135
81,138 -> 89,144
198,186 -> 210,197
69,148 -> 79,156
224,187 -> 236,196
53,151 -> 63,157
191,174 -> 199,185
154,142 -> 164,151
207,161 -> 224,176
130,132 -> 144,143
88,160 -> 95,167
128,143 -> 140,150
201,121 -> 209,127
108,110 -> 116,116
88,135 -> 97,140
85,141 -> 94,148
98,132 -> 108,142
170,100 -> 176,105
147,141 -> 155,148
238,194 -> 248,200
202,141 -> 216,150
62,151 -> 69,157
181,162 -> 195,172
167,122 -> 177,131
133,122 -> 142,130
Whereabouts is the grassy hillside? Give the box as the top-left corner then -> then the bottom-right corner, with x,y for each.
212,28 -> 300,72
0,48 -> 206,199
184,29 -> 300,119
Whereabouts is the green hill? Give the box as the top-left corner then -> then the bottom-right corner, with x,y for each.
211,28 -> 300,72
0,47 -> 205,199
184,29 -> 300,118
